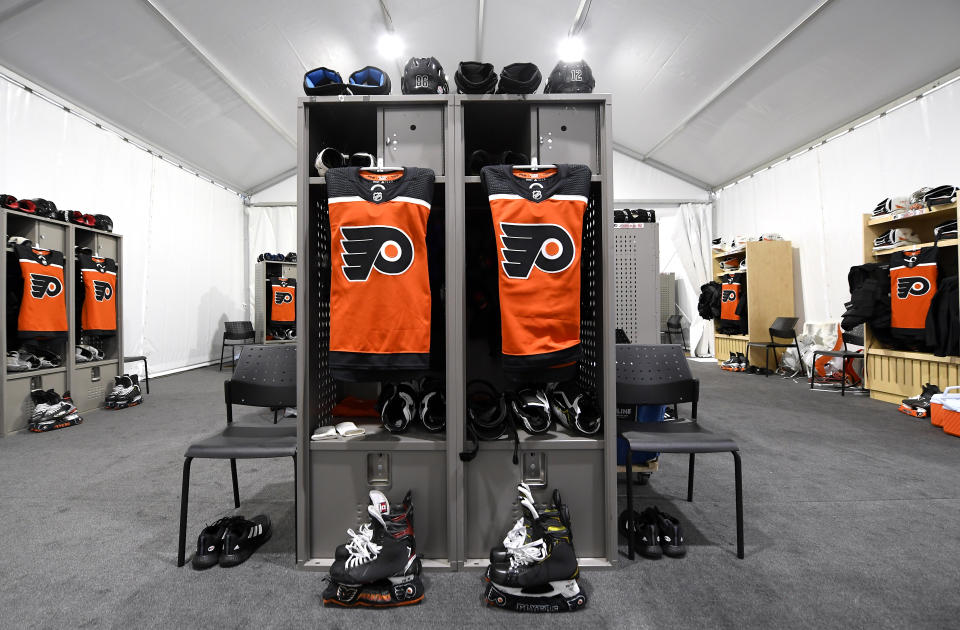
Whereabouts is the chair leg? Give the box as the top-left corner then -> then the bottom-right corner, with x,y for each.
840,357 -> 847,397
230,459 -> 240,508
292,454 -> 298,563
764,347 -> 770,377
687,453 -> 695,502
274,409 -> 279,424
143,358 -> 150,394
794,340 -> 806,377
219,344 -> 225,372
177,457 -> 193,568
625,447 -> 635,560
809,351 -> 818,389
733,451 -> 744,559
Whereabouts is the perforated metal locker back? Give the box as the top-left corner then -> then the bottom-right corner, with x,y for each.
614,224 -> 660,344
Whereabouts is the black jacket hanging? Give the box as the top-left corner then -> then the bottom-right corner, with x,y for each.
925,275 -> 959,357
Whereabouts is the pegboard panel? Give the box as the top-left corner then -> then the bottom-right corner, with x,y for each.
313,195 -> 336,425
614,224 -> 659,344
577,191 -> 601,395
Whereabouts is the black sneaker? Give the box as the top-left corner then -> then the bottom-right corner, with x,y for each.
191,516 -> 244,570
618,509 -> 661,559
219,515 -> 272,567
649,507 -> 686,558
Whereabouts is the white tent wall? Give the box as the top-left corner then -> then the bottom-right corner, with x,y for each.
612,152 -> 711,202
245,177 -> 296,314
0,79 -> 247,375
714,77 -> 960,326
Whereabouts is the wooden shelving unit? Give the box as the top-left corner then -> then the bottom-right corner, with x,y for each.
861,202 -> 959,404
713,240 -> 795,367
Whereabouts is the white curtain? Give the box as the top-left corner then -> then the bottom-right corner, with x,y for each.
0,79 -> 246,375
673,202 -> 714,357
245,205 -> 297,312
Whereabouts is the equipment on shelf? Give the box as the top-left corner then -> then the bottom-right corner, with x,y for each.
510,388 -> 553,434
347,66 -> 391,95
68,210 -> 97,227
614,208 -> 655,223
934,219 -> 957,241
1,194 -> 20,210
496,62 -> 542,94
28,389 -> 82,432
898,382 -> 940,418
105,374 -> 142,409
303,66 -> 393,96
323,490 -> 424,608
7,236 -> 32,248
544,60 -> 595,94
873,227 -> 920,250
303,66 -> 344,95
548,381 -> 602,435
468,149 -> 530,176
314,148 -> 376,175
481,163 -> 590,380
377,382 -> 418,433
13,243 -> 68,339
400,57 -> 448,95
29,198 -> 58,219
283,252 -> 297,262
483,482 -> 587,613
455,61 -> 497,94
418,377 -> 446,432
75,343 -> 103,363
325,166 -> 435,380
77,253 -> 118,335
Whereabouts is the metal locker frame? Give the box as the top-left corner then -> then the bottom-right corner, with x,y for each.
614,223 -> 660,344
1,209 -> 124,433
254,260 -> 297,344
454,94 -> 617,567
296,95 -> 459,570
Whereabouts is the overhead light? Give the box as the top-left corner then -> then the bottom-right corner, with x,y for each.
557,36 -> 584,62
378,33 -> 404,60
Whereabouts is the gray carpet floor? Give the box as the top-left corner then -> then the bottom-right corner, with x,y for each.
1,362 -> 959,629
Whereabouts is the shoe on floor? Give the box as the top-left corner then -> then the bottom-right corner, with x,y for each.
619,509 -> 662,559
735,352 -> 748,372
898,383 -> 940,419
648,507 -> 686,558
720,352 -> 739,371
191,516 -> 245,570
219,515 -> 272,567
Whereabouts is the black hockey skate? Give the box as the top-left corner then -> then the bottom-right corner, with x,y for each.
323,490 -> 424,608
490,483 -> 572,565
899,383 -> 940,418
111,375 -> 143,409
28,389 -> 82,433
484,484 -> 586,613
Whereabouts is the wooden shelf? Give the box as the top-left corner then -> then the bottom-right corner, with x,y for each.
713,247 -> 746,259
715,333 -> 749,341
867,202 -> 957,226
872,238 -> 958,256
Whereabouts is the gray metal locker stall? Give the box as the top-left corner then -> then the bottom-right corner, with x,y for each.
614,223 -> 660,344
295,93 -> 616,570
1,209 -> 123,433
254,260 -> 297,344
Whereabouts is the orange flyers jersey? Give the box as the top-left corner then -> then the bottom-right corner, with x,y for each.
720,279 -> 741,321
481,163 -> 591,372
268,277 -> 296,323
325,167 -> 434,376
78,254 -> 118,335
890,246 -> 938,338
15,244 -> 68,338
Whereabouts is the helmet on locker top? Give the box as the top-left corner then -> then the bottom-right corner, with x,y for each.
544,60 -> 595,94
401,57 -> 449,94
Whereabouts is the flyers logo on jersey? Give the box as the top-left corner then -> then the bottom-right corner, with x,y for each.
896,276 -> 931,299
340,225 -> 414,282
93,280 -> 113,301
499,222 -> 575,279
30,274 -> 62,299
721,289 -> 737,302
275,291 -> 293,304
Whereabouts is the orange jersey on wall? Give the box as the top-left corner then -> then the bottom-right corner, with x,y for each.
268,277 -> 296,323
15,244 -> 68,338
890,246 -> 938,341
78,254 -> 117,335
326,167 -> 434,376
481,164 -> 590,373
720,280 -> 741,321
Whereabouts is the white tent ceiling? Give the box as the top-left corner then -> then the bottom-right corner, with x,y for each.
1,0 -> 959,192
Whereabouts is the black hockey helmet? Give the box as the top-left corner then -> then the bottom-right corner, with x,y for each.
455,61 -> 497,94
401,57 -> 449,94
545,60 -> 595,94
29,198 -> 58,218
511,388 -> 553,434
378,382 -> 418,433
419,378 -> 446,432
15,199 -> 36,214
496,62 -> 541,94
303,66 -> 345,96
94,214 -> 113,232
548,383 -> 601,436
348,66 -> 391,95
465,380 -> 508,440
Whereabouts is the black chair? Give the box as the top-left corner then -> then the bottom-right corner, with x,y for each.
809,325 -> 865,396
122,355 -> 150,394
617,344 -> 744,559
219,321 -> 255,371
177,344 -> 297,567
661,314 -> 686,348
746,316 -> 805,377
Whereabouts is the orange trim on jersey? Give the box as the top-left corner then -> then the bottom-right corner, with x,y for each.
360,171 -> 404,182
511,168 -> 558,180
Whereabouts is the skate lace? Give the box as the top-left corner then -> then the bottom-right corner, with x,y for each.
344,524 -> 381,568
502,517 -> 527,549
507,539 -> 547,569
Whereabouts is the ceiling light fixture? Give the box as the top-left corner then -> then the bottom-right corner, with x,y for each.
557,36 -> 584,62
378,33 -> 405,60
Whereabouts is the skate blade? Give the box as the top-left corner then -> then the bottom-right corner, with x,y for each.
484,581 -> 587,613
323,594 -> 424,608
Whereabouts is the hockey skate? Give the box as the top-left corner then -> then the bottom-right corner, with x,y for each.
484,484 -> 586,613
111,375 -> 143,409
899,383 -> 940,418
28,389 -> 82,432
323,489 -> 424,608
720,352 -> 739,371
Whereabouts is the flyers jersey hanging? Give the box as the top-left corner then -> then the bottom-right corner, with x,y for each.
890,246 -> 938,343
481,163 -> 591,373
15,244 -> 68,338
326,167 -> 434,377
268,277 -> 296,324
78,254 -> 118,335
719,273 -> 747,334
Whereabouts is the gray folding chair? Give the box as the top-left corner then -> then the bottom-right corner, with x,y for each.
219,320 -> 255,371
